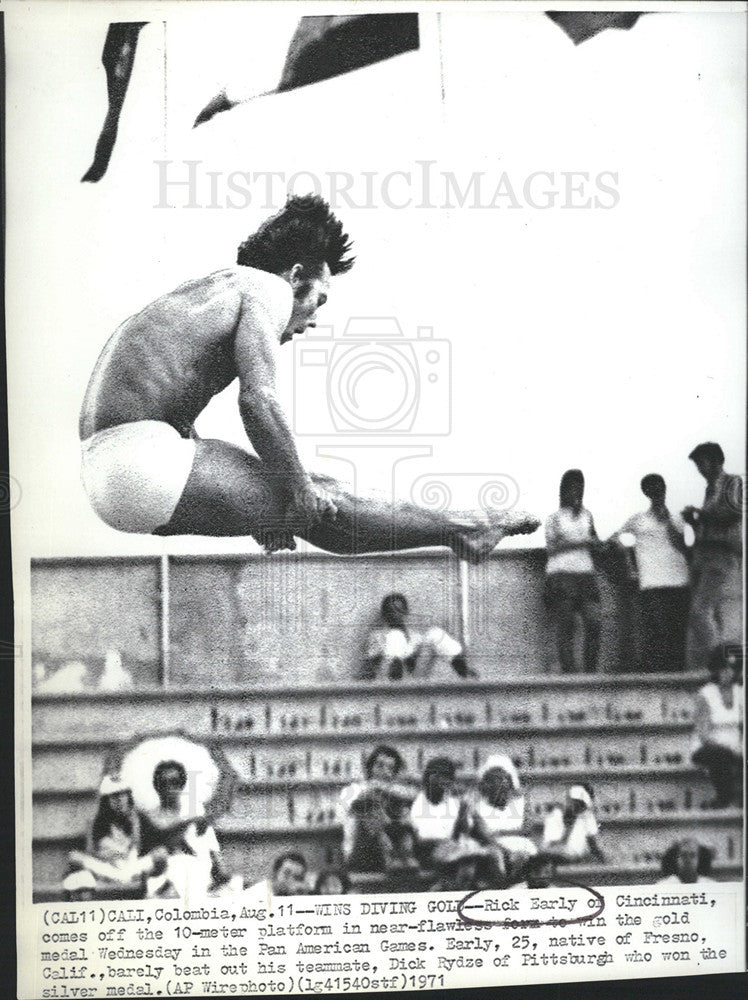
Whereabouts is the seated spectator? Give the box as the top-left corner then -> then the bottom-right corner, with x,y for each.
409,757 -> 466,865
313,868 -> 350,895
428,839 -> 491,893
338,745 -> 418,873
657,838 -> 716,884
67,775 -> 165,895
364,593 -> 476,681
515,852 -> 560,890
272,852 -> 309,896
141,760 -> 238,898
613,474 -> 691,672
464,755 -> 537,884
544,470 -> 603,674
691,644 -> 744,808
542,784 -> 605,863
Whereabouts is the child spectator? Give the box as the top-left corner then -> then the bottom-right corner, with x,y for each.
364,593 -> 475,680
657,838 -> 716,884
67,775 -> 165,894
272,852 -> 309,895
542,784 -> 605,862
338,745 -> 418,873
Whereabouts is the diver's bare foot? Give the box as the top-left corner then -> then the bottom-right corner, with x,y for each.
259,530 -> 297,554
451,510 -> 540,563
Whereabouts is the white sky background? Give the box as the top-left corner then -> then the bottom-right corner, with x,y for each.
5,2 -> 746,558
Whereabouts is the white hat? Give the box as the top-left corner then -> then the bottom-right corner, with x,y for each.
63,870 -> 96,892
99,774 -> 130,796
568,785 -> 593,809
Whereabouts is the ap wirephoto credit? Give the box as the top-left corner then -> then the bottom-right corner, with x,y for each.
7,3 -> 746,998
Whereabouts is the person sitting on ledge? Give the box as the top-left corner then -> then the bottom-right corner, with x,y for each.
364,593 -> 477,681
691,643 -> 743,809
541,783 -> 605,863
657,837 -> 716,885
338,744 -> 418,874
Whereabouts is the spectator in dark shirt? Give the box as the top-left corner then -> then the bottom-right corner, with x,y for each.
683,443 -> 743,661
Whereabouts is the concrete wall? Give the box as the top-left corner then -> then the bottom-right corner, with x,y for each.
32,550 -> 637,689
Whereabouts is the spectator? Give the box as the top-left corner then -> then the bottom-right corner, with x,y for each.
515,852 -> 560,890
313,868 -> 350,895
465,755 -> 537,884
338,744 -> 418,873
683,443 -> 743,660
613,474 -> 690,672
691,644 -> 743,808
141,760 -> 236,898
544,470 -> 603,673
66,776 -> 165,894
542,784 -> 605,862
657,838 -> 716,884
272,852 -> 309,895
409,757 -> 460,841
364,593 -> 476,681
409,757 -> 474,866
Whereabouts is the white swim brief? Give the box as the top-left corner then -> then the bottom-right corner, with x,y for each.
81,421 -> 197,533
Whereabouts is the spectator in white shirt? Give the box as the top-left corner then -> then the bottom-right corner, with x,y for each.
465,755 -> 537,884
542,784 -> 605,862
364,593 -> 475,680
409,757 -> 462,846
544,470 -> 603,673
691,643 -> 743,808
614,474 -> 691,672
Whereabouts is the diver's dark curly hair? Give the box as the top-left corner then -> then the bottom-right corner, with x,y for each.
237,195 -> 355,276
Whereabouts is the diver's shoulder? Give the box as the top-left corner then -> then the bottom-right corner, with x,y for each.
229,264 -> 291,303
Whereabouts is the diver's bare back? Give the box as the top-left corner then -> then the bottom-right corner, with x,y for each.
79,267 -> 291,440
